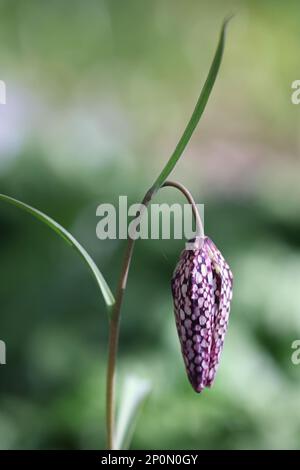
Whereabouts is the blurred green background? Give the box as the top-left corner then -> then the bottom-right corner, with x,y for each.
0,0 -> 300,450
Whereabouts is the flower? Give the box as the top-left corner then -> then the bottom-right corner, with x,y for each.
171,237 -> 233,393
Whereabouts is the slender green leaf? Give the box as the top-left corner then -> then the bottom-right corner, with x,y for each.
114,375 -> 152,450
151,17 -> 232,192
0,193 -> 115,309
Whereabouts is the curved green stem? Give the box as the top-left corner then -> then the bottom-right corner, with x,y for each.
162,180 -> 204,239
106,183 -> 204,449
106,190 -> 151,449
105,18 -> 230,449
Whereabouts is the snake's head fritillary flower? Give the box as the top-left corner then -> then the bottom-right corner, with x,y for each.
171,236 -> 233,393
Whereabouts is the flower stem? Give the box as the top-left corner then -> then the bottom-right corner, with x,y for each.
106,190 -> 153,449
105,183 -> 204,449
104,18 -> 230,448
162,180 -> 204,239
106,237 -> 135,449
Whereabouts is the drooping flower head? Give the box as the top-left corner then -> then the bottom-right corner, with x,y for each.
171,237 -> 233,393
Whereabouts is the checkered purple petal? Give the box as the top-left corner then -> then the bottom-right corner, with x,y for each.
171,237 -> 233,393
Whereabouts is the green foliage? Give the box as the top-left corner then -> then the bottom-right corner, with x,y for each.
152,18 -> 231,192
0,194 -> 115,310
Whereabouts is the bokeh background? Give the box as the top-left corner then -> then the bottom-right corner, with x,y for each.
0,0 -> 300,450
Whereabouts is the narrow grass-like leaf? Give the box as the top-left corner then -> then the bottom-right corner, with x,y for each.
0,193 -> 115,310
114,375 -> 152,450
151,17 -> 231,192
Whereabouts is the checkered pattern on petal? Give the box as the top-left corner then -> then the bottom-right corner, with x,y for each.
171,237 -> 233,393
